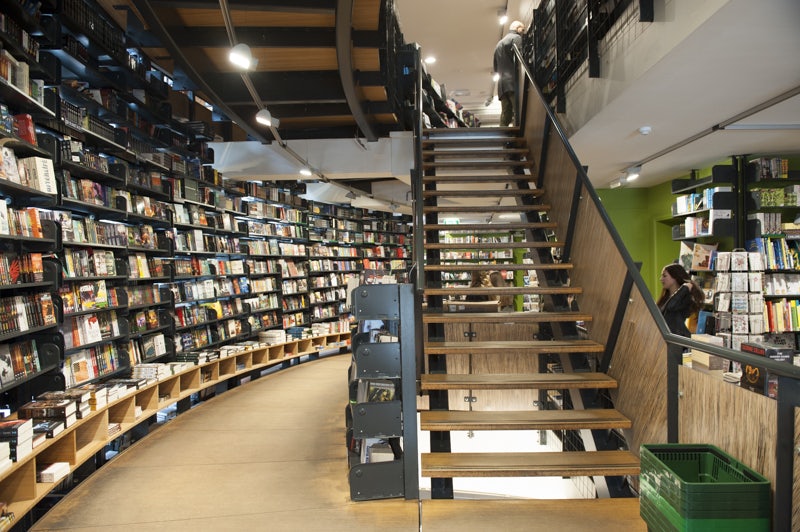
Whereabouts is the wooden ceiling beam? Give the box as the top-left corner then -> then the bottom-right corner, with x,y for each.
149,0 -> 335,14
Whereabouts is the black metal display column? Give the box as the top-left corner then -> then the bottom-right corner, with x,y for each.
347,284 -> 419,500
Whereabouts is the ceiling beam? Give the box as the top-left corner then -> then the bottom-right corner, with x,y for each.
149,0 -> 335,14
159,27 -> 382,49
205,71 -> 346,103
335,0 -> 376,141
131,0 -> 266,142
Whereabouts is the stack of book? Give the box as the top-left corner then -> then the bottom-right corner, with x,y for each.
38,388 -> 92,419
17,399 -> 78,429
36,462 -> 70,484
0,418 -> 33,462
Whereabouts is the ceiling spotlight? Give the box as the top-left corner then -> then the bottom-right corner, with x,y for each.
345,191 -> 357,199
255,108 -> 272,126
626,165 -> 642,181
424,55 -> 436,65
609,179 -> 623,189
492,72 -> 500,82
229,43 -> 257,70
498,9 -> 508,25
299,168 -> 313,177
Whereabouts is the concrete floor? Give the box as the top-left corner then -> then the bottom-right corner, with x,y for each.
31,354 -> 645,531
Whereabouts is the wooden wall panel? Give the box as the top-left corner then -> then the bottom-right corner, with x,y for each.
608,290 -> 668,451
795,408 -> 800,530
678,367 -> 777,488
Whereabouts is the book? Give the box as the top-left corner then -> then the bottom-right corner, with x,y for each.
32,419 -> 64,438
0,418 -> 33,440
18,399 -> 77,420
691,242 -> 717,271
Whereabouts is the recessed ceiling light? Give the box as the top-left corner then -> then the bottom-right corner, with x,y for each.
424,56 -> 436,64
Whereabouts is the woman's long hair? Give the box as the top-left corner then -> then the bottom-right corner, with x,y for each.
657,263 -> 705,313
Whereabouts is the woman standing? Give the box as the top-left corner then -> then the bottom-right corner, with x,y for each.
657,263 -> 705,337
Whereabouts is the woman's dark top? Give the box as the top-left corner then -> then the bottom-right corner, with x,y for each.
660,284 -> 692,337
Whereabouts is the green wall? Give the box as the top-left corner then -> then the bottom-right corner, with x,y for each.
597,181 -> 677,298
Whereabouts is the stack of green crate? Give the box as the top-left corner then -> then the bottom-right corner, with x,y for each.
640,444 -> 771,531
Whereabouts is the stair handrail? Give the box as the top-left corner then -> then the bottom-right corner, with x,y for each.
513,44 -> 799,530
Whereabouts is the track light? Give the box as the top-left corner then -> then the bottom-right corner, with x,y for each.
492,73 -> 500,82
299,168 -> 313,177
255,108 -> 272,126
229,43 -> 258,70
498,9 -> 508,25
626,165 -> 642,182
345,191 -> 357,199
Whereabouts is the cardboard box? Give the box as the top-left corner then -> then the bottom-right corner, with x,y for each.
213,120 -> 248,142
192,100 -> 212,123
169,90 -> 191,120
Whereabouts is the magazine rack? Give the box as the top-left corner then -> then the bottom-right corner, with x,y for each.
346,283 -> 418,501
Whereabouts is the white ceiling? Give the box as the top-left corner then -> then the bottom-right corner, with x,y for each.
395,0 -> 800,189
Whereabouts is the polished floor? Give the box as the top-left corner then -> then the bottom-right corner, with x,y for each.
31,354 -> 645,531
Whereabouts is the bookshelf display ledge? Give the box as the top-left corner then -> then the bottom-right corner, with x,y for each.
0,331 -> 350,524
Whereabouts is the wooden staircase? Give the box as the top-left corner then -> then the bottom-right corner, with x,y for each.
419,126 -> 640,504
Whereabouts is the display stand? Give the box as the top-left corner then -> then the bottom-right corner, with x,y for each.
346,283 -> 418,501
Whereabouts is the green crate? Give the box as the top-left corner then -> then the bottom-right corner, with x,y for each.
640,444 -> 771,523
641,492 -> 769,532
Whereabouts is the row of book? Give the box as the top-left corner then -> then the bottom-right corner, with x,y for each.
0,292 -> 56,336
126,285 -> 165,307
308,259 -> 360,273
309,287 -> 348,305
128,253 -> 166,279
363,246 -> 407,259
63,311 -> 122,349
128,333 -> 168,365
241,239 -> 281,256
747,236 -> 800,271
248,311 -> 280,333
750,186 -> 800,208
173,230 -> 240,254
282,294 -> 308,312
0,339 -> 42,386
60,281 -> 121,314
0,251 -> 44,285
130,309 -> 162,334
63,344 -> 123,388
282,278 -> 308,294
0,204 -> 44,238
243,293 -> 279,313
309,244 -> 361,258
175,319 -> 244,353
63,248 -> 118,278
309,272 -> 349,288
173,256 -> 247,277
0,149 -> 57,195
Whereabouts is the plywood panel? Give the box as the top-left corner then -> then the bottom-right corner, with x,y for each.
353,48 -> 380,71
795,408 -> 800,530
678,367 -> 777,488
353,0 -> 382,30
171,8 -> 335,28
203,47 -> 338,72
608,289 -> 668,451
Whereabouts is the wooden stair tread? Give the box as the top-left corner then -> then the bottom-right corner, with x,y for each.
422,137 -> 526,146
423,189 -> 543,198
425,286 -> 580,296
419,409 -> 632,431
421,450 -> 639,477
421,372 -> 616,390
420,499 -> 646,531
423,126 -> 519,136
424,204 -> 550,213
423,160 -> 533,168
425,241 -> 562,250
424,339 -> 604,354
425,263 -> 572,272
424,222 -> 555,231
422,148 -> 530,162
423,311 -> 592,323
423,174 -> 535,183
